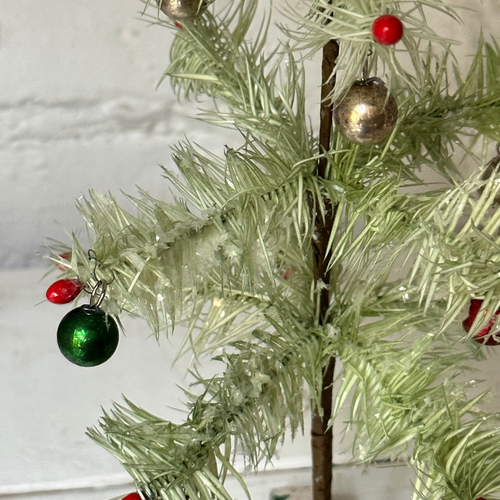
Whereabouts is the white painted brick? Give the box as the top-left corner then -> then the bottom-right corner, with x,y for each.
0,0 -> 239,267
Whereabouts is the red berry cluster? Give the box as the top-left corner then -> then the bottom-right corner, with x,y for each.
463,299 -> 500,345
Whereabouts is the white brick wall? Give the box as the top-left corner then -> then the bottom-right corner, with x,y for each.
0,0 -> 239,267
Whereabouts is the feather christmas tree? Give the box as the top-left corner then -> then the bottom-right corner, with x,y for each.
46,0 -> 500,499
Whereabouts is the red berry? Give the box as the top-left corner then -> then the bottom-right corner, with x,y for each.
463,299 -> 500,345
372,15 -> 404,45
57,252 -> 72,271
122,493 -> 142,500
46,279 -> 84,304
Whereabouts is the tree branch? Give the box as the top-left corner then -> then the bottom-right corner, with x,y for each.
311,39 -> 339,500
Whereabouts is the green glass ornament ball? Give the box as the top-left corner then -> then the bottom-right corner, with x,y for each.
57,305 -> 119,367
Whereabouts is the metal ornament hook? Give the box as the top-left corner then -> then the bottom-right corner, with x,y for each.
89,280 -> 107,308
362,49 -> 373,82
87,249 -> 99,281
85,249 -> 115,287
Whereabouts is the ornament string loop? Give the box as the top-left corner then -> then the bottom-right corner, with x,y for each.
90,280 -> 108,308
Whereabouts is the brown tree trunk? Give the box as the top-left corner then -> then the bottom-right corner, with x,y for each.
311,39 -> 339,500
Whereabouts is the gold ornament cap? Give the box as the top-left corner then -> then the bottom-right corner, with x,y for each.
334,78 -> 398,145
158,0 -> 207,21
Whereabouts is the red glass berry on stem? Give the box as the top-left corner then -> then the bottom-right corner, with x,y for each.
56,251 -> 72,271
122,493 -> 142,500
372,14 -> 404,45
463,299 -> 500,345
46,278 -> 84,304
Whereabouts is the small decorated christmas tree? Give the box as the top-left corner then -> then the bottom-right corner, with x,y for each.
46,1 -> 500,499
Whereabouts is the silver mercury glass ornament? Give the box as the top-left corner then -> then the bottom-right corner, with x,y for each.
334,78 -> 398,145
158,0 -> 207,21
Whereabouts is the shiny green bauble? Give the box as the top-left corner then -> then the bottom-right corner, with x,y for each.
57,305 -> 119,367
